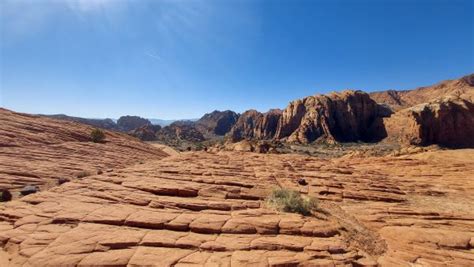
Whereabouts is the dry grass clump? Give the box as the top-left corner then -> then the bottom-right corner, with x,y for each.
266,188 -> 317,216
76,170 -> 92,178
90,128 -> 105,143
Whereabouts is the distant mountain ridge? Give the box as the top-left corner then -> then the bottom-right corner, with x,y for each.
41,114 -> 197,129
42,73 -> 474,148
370,73 -> 474,111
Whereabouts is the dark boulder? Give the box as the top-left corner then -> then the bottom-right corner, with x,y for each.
21,185 -> 39,196
0,189 -> 12,202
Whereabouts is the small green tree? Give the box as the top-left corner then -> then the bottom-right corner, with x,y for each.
90,128 -> 105,143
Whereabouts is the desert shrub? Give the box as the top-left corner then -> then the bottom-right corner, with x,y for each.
195,143 -> 204,151
90,128 -> 105,143
266,188 -> 317,216
57,177 -> 70,185
0,189 -> 12,202
76,170 -> 92,178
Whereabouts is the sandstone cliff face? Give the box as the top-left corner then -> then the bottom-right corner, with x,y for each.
156,121 -> 205,143
195,110 -> 239,136
129,124 -> 161,141
227,109 -> 282,141
384,95 -> 474,148
370,73 -> 474,111
275,90 -> 389,143
117,116 -> 151,132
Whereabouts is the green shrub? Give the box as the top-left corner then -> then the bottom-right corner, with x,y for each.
266,188 -> 317,216
90,128 -> 105,143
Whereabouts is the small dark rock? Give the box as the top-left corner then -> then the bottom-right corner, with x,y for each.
58,178 -> 70,185
20,185 -> 38,196
97,170 -> 103,175
0,189 -> 12,202
297,178 -> 308,186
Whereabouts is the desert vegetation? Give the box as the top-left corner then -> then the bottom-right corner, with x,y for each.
90,128 -> 105,143
76,170 -> 92,178
266,187 -> 318,216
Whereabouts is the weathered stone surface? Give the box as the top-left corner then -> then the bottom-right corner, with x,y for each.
227,109 -> 282,141
370,73 -> 474,111
42,114 -> 119,131
156,121 -> 206,143
384,95 -> 474,148
275,90 -> 389,143
195,110 -> 239,136
129,124 -> 161,141
0,108 -> 168,194
1,109 -> 474,266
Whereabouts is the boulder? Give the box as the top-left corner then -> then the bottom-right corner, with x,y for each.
0,189 -> 12,202
20,185 -> 39,196
58,178 -> 70,185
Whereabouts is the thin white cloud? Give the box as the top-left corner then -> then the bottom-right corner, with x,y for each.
1,0 -> 127,43
145,50 -> 162,61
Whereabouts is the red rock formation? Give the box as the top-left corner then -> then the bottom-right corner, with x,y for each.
129,124 -> 161,141
227,109 -> 282,141
275,90 -> 388,143
371,73 -> 474,111
117,115 -> 152,132
384,95 -> 474,148
195,110 -> 239,136
156,121 -> 205,143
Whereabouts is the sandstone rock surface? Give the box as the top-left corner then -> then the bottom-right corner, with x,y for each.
1,144 -> 473,266
227,109 -> 282,141
0,108 -> 168,195
370,73 -> 474,111
42,114 -> 118,131
156,121 -> 206,143
384,95 -> 474,148
129,124 -> 162,141
275,90 -> 388,143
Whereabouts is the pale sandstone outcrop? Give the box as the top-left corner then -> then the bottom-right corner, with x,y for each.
1,147 -> 473,266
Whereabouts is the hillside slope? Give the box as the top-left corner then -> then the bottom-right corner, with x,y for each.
370,73 -> 474,111
0,108 -> 169,194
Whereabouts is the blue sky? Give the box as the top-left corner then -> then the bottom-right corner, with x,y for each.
1,0 -> 473,119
